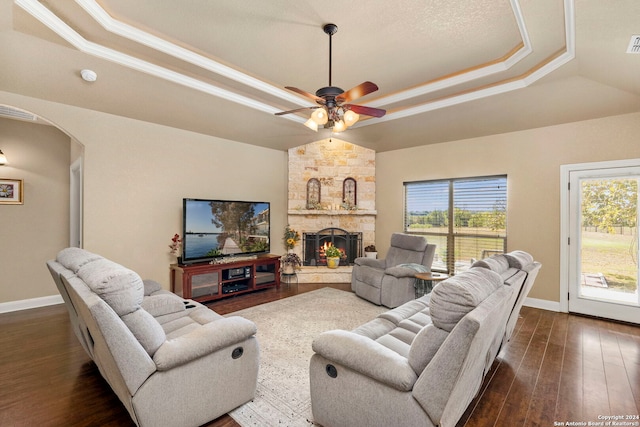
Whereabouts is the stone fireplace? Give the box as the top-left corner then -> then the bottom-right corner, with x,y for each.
287,139 -> 376,283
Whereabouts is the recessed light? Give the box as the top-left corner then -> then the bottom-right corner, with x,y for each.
80,69 -> 97,82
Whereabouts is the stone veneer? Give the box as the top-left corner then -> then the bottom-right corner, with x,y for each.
287,138 -> 376,283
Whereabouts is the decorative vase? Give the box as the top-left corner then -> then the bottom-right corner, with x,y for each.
282,262 -> 295,275
326,256 -> 340,269
364,251 -> 377,259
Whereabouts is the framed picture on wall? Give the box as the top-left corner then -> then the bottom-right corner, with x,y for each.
0,178 -> 24,204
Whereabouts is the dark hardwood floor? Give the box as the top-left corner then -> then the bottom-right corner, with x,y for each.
1,283 -> 638,426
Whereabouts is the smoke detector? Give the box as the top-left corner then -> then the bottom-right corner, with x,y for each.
81,69 -> 98,82
627,35 -> 640,54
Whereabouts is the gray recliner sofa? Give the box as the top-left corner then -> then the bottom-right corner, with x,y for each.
471,250 -> 542,348
311,251 -> 541,427
47,247 -> 259,427
351,233 -> 436,308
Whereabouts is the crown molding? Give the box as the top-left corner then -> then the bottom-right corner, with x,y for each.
14,0 -> 306,124
76,0 -> 313,109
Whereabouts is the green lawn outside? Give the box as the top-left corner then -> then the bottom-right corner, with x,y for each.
581,231 -> 638,293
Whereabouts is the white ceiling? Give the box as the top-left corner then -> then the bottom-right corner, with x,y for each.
1,0 -> 639,152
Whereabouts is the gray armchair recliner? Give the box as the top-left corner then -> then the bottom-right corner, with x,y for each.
351,233 -> 436,308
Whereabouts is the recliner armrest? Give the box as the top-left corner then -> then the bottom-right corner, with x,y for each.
354,257 -> 386,268
153,316 -> 257,370
384,265 -> 425,278
312,330 -> 418,391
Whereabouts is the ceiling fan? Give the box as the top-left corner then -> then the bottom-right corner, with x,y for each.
275,23 -> 386,132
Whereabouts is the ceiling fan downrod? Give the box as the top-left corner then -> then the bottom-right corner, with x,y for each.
323,23 -> 338,87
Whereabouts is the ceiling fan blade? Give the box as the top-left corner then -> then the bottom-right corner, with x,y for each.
285,86 -> 326,104
336,81 -> 379,103
275,106 -> 318,116
347,104 -> 386,118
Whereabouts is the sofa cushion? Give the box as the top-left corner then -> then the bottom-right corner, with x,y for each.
77,259 -> 144,316
141,294 -> 186,317
143,279 -> 163,296
56,247 -> 102,273
472,254 -> 510,272
408,324 -> 449,374
378,299 -> 428,325
398,309 -> 432,334
188,307 -> 224,324
121,309 -> 166,356
355,265 -> 385,287
375,327 -> 416,357
352,318 -> 396,340
429,268 -> 502,332
505,250 -> 534,269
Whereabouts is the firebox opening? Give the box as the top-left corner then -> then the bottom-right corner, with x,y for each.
302,227 -> 362,266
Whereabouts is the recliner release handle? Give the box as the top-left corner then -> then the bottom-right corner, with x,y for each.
326,364 -> 338,378
232,347 -> 244,359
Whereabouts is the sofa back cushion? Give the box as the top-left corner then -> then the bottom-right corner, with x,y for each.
408,324 -> 449,374
121,309 -> 166,355
57,247 -> 103,273
74,257 -> 167,356
504,250 -> 534,269
471,254 -> 510,273
386,233 -> 428,266
77,258 -> 144,316
63,274 -> 157,396
429,268 -> 502,332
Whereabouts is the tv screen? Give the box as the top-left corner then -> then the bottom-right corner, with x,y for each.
182,198 -> 270,263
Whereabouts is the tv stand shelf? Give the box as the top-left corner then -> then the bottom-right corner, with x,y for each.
170,255 -> 281,303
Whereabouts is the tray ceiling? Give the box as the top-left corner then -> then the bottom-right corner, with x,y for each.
2,0 -> 639,151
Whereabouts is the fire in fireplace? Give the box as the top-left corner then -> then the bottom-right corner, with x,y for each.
302,227 -> 362,266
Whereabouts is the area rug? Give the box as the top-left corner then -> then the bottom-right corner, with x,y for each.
226,287 -> 387,426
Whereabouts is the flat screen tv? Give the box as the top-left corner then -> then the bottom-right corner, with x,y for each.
182,198 -> 270,264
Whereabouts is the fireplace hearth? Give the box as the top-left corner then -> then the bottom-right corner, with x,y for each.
303,227 -> 362,266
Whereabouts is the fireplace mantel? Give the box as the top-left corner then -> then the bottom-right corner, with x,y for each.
288,209 -> 377,216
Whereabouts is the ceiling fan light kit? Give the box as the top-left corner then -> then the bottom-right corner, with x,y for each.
304,118 -> 319,132
276,23 -> 386,133
311,108 -> 329,125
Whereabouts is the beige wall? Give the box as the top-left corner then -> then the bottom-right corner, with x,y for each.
376,111 -> 640,304
0,118 -> 70,302
3,87 -> 640,308
0,91 -> 288,304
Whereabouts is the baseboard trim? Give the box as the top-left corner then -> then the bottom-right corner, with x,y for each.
523,297 -> 561,312
0,295 -> 64,314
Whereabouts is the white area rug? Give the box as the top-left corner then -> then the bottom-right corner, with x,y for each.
227,287 -> 387,426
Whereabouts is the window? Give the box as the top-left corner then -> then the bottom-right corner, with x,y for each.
404,175 -> 507,274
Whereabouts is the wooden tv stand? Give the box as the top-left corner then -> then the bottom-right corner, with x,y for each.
170,254 -> 281,303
